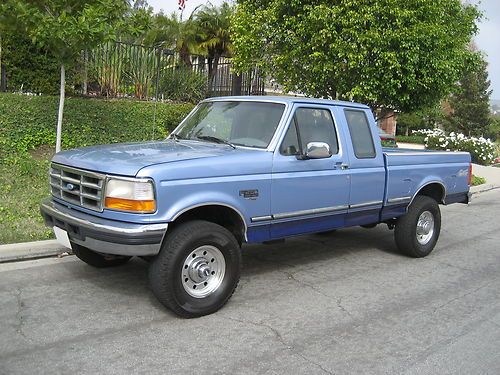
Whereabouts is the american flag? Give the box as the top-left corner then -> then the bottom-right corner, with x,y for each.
178,0 -> 186,10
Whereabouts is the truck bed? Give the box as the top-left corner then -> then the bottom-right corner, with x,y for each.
383,148 -> 470,210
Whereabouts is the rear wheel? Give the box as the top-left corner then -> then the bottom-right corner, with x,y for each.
72,243 -> 132,268
149,220 -> 241,318
394,196 -> 441,257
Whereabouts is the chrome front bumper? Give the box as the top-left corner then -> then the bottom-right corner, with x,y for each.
40,198 -> 168,256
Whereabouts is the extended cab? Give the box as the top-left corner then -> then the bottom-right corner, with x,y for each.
40,97 -> 471,317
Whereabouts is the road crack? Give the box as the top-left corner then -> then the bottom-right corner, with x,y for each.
14,289 -> 32,343
249,255 -> 355,319
224,316 -> 335,375
432,278 -> 499,314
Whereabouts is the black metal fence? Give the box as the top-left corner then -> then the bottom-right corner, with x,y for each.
84,41 -> 265,100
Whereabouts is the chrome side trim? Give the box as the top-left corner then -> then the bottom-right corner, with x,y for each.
385,151 -> 470,157
349,200 -> 383,209
251,215 -> 273,223
386,196 -> 412,205
272,205 -> 348,220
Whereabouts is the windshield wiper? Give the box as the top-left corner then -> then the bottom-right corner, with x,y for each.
169,133 -> 183,141
196,135 -> 236,149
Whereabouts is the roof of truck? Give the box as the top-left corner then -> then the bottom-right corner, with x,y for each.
204,96 -> 370,109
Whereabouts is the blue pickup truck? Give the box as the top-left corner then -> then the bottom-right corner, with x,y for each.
41,96 -> 471,317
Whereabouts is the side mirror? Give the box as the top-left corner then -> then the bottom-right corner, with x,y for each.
302,142 -> 332,159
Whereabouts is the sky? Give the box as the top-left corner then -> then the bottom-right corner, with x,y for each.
147,0 -> 500,100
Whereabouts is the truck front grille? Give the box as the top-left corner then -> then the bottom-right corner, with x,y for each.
50,163 -> 105,212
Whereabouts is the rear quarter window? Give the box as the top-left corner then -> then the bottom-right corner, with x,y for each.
344,109 -> 376,159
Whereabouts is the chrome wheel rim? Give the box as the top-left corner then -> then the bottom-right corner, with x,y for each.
182,245 -> 225,298
416,210 -> 435,245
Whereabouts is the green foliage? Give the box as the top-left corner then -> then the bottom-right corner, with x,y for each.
396,105 -> 445,136
232,0 -> 481,113
487,116 -> 500,141
1,32 -> 79,94
471,174 -> 486,186
445,55 -> 492,136
160,68 -> 208,103
0,155 -> 54,244
196,2 -> 234,58
0,92 -> 194,244
0,92 -> 194,162
1,0 -> 129,64
395,135 -> 426,144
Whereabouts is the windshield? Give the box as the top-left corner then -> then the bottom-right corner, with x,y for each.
173,101 -> 286,148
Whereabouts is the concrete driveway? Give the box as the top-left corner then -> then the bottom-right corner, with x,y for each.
1,189 -> 499,375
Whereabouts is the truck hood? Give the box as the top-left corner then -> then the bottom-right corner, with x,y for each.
51,140 -> 241,176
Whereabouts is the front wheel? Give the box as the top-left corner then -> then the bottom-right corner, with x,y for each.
394,196 -> 441,257
149,220 -> 241,318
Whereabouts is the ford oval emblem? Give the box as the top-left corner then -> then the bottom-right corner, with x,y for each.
66,183 -> 75,191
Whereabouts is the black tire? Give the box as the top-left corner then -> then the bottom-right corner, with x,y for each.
394,196 -> 441,258
361,223 -> 378,229
149,220 -> 241,318
72,243 -> 132,268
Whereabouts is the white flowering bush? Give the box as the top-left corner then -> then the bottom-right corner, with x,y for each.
413,129 -> 496,165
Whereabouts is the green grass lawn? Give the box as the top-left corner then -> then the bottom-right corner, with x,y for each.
0,151 -> 54,244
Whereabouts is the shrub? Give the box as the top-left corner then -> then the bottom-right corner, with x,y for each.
413,129 -> 496,165
159,68 -> 208,103
471,175 -> 486,186
0,93 -> 194,163
395,135 -> 426,144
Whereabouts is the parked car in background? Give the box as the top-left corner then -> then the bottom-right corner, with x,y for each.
41,96 -> 472,317
377,127 -> 398,147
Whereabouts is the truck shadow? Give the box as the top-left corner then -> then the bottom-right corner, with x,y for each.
71,225 -> 402,304
240,225 -> 403,278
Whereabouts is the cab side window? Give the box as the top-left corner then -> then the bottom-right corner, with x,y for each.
344,109 -> 376,158
280,108 -> 339,156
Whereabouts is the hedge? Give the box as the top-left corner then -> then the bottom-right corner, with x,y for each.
0,93 -> 195,162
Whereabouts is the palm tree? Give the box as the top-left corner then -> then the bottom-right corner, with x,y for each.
194,2 -> 234,87
144,12 -> 202,67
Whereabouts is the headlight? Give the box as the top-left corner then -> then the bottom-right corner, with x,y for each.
104,178 -> 156,213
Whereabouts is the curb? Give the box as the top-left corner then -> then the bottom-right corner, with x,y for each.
470,184 -> 500,195
0,240 -> 71,263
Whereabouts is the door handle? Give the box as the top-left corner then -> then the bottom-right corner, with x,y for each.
335,162 -> 349,170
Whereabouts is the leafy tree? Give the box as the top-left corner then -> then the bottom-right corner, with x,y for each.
232,0 -> 481,113
397,105 -> 444,136
0,0 -> 128,152
488,115 -> 500,141
446,55 -> 492,136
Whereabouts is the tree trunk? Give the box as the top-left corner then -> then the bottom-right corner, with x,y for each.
82,49 -> 88,95
0,36 -> 5,92
56,64 -> 65,153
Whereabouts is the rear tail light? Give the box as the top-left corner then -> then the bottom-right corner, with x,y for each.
467,163 -> 472,186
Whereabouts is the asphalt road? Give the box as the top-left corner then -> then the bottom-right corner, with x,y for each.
1,189 -> 499,375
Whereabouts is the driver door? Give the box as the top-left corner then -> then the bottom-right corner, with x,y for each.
270,105 -> 351,239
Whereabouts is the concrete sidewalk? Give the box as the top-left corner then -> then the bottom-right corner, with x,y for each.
471,163 -> 500,194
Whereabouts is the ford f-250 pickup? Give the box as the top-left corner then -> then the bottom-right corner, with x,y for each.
40,96 -> 472,317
